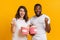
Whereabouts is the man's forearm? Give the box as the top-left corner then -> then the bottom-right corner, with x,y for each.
45,22 -> 51,33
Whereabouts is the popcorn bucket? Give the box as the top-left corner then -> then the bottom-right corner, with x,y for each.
21,27 -> 29,35
29,26 -> 37,34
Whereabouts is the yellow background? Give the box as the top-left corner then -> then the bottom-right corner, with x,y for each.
0,0 -> 60,40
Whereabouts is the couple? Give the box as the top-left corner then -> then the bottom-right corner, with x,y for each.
11,4 -> 51,40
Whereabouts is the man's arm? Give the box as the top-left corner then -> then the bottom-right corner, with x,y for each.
45,18 -> 51,33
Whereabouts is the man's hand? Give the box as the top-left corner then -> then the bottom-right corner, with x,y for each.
45,17 -> 48,24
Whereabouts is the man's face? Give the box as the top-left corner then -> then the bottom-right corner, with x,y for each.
34,6 -> 42,17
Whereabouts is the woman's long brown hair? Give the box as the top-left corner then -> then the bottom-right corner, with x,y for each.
15,6 -> 28,22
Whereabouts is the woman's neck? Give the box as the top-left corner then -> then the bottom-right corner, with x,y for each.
19,17 -> 23,20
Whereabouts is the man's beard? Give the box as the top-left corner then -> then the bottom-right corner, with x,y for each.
35,12 -> 41,17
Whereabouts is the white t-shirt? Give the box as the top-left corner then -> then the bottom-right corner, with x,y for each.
11,18 -> 28,40
27,14 -> 50,40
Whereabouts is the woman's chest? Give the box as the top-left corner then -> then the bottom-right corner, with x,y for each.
15,20 -> 27,29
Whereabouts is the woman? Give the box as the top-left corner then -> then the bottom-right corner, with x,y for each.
11,6 -> 28,40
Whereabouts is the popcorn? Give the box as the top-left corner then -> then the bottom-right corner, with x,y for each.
21,27 -> 29,35
29,26 -> 37,34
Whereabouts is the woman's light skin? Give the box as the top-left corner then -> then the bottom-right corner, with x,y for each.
19,8 -> 25,19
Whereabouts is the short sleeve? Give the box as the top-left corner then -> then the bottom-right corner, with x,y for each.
27,20 -> 31,25
45,16 -> 50,24
27,18 -> 33,25
11,18 -> 16,24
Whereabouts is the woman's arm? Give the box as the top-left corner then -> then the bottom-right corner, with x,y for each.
11,18 -> 16,33
11,23 -> 16,33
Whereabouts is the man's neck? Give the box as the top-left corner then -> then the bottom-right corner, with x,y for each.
36,13 -> 42,17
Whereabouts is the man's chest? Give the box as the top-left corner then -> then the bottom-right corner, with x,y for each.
31,17 -> 45,25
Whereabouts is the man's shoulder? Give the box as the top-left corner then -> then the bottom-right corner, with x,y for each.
29,16 -> 36,21
43,14 -> 50,18
42,14 -> 50,21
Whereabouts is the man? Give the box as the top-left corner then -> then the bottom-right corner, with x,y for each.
28,4 -> 51,40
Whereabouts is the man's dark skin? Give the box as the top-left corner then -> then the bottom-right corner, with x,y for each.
30,4 -> 51,36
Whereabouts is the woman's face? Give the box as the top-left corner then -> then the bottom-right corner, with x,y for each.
19,8 -> 25,18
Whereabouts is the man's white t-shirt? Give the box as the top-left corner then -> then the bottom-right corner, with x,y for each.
27,14 -> 50,40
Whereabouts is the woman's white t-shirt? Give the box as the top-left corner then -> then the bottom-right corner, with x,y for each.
11,18 -> 28,40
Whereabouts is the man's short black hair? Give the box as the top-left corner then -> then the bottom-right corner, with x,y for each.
34,4 -> 42,10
